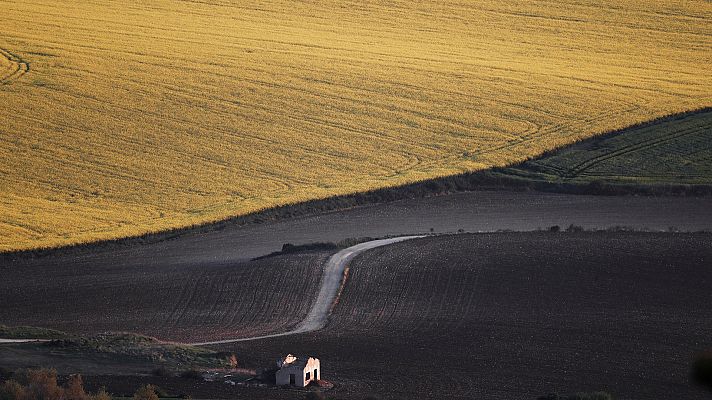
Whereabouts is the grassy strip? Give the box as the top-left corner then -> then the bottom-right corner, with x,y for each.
0,325 -> 68,340
0,327 -> 230,371
45,332 -> 227,368
501,107 -> 712,186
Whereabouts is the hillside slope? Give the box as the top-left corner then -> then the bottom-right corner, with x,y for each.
232,233 -> 712,399
2,233 -> 712,398
1,0 -> 710,251
502,109 -> 712,186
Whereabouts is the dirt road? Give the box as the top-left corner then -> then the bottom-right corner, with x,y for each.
190,236 -> 423,345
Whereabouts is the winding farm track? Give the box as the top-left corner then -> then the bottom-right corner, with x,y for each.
190,236 -> 423,346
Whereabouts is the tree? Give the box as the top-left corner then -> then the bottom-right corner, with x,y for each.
64,374 -> 89,400
92,388 -> 112,400
0,380 -> 26,400
21,369 -> 63,400
228,354 -> 238,369
133,385 -> 159,400
0,369 -> 112,400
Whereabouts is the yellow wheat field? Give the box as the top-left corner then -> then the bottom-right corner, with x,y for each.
0,0 -> 710,251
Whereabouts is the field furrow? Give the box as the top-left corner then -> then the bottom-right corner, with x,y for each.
0,251 -> 327,342
0,49 -> 28,85
228,233 -> 712,399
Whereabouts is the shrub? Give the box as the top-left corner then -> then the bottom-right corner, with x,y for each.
133,385 -> 159,400
0,369 -> 112,400
64,374 -> 89,400
152,386 -> 171,398
0,380 -> 25,400
92,388 -> 112,400
18,368 -> 64,400
566,224 -> 584,232
549,225 -> 561,232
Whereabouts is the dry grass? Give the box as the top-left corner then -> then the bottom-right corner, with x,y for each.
0,0 -> 710,251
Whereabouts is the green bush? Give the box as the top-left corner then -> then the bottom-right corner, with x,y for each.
133,385 -> 159,400
0,369 -> 111,400
0,380 -> 25,400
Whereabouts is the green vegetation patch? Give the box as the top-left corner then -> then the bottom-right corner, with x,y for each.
504,109 -> 712,186
0,326 -> 232,373
0,325 -> 68,340
45,332 -> 230,369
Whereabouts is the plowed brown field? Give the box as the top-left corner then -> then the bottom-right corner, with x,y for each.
0,252 -> 326,342
227,233 -> 712,399
2,233 -> 711,399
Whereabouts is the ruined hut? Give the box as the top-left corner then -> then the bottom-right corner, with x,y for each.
275,354 -> 320,387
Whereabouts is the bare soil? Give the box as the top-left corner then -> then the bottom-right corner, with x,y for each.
3,191 -> 712,266
0,252 -> 327,342
3,232 -> 710,399
217,233 -> 712,400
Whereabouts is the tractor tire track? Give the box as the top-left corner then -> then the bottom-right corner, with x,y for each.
0,49 -> 28,85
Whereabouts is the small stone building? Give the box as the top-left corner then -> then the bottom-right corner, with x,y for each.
275,354 -> 320,387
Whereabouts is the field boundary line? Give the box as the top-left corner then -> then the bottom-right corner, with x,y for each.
189,236 -> 424,346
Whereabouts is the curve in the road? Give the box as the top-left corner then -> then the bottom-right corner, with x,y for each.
190,236 -> 423,346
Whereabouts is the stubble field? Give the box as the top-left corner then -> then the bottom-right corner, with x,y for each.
1,0 -> 711,251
